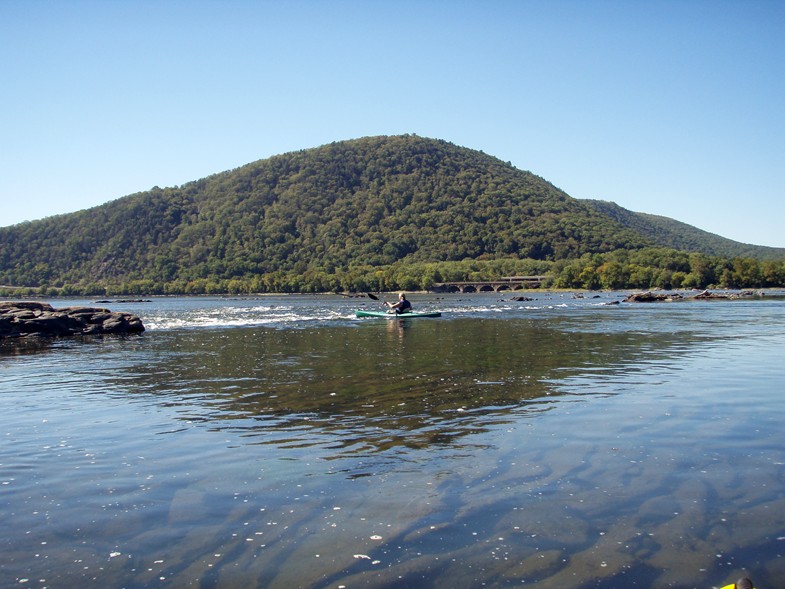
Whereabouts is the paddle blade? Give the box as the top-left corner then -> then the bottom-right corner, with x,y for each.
367,293 -> 379,300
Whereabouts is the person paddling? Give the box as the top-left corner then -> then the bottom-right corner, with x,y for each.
386,293 -> 412,314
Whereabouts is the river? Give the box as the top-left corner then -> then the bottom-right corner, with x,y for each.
1,291 -> 783,589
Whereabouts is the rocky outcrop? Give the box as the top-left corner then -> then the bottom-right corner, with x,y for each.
692,289 -> 758,299
624,289 -> 761,303
623,291 -> 683,303
0,302 -> 145,339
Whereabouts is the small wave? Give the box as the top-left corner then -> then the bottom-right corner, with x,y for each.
144,308 -> 355,330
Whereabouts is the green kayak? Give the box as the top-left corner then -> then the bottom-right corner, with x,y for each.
355,310 -> 441,318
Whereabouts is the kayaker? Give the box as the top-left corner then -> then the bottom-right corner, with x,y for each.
386,293 -> 412,314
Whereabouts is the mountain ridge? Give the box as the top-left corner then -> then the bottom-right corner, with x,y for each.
0,135 -> 782,294
582,199 -> 785,260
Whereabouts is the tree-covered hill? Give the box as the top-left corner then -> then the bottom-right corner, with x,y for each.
583,199 -> 785,261
0,135 -> 782,294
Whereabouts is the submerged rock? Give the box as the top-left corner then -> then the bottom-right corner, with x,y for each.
0,302 -> 145,339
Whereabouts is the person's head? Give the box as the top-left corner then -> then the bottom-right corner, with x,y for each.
399,293 -> 406,300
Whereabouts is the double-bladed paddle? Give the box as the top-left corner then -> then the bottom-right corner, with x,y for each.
367,292 -> 392,311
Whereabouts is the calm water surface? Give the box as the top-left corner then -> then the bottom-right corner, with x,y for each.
1,292 -> 784,589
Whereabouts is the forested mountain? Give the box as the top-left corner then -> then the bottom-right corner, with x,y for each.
583,199 -> 785,261
1,135 -> 783,295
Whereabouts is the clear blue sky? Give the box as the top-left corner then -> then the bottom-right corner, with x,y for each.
2,0 -> 783,247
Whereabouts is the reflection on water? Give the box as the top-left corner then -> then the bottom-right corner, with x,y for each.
107,317 -> 705,458
1,294 -> 784,588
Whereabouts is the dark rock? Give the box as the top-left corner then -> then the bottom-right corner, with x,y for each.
5,309 -> 38,320
61,306 -> 112,316
0,302 -> 145,339
0,301 -> 55,312
19,315 -> 76,336
510,296 -> 533,301
89,312 -> 114,323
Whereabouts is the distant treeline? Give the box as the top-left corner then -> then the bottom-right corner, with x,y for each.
2,248 -> 783,297
549,248 -> 785,290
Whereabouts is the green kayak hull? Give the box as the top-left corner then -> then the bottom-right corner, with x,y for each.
355,310 -> 441,318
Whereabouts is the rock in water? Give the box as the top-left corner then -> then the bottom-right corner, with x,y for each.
623,291 -> 682,303
0,302 -> 145,339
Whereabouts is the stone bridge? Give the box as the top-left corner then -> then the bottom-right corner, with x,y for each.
430,276 -> 547,293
